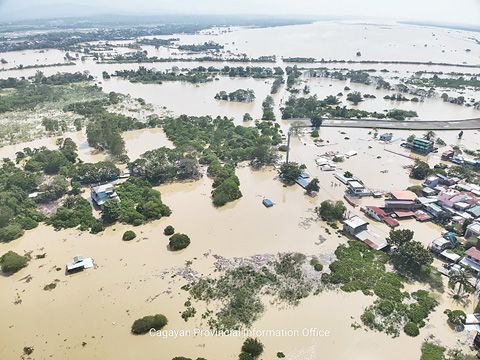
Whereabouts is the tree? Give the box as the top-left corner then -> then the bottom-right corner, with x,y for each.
212,177 -> 242,206
169,234 -> 191,251
346,91 -> 363,105
279,162 -> 302,185
310,115 -> 323,128
387,229 -> 414,247
410,160 -> 431,180
448,269 -> 475,299
404,322 -> 419,337
75,161 -> 119,184
122,230 -> 137,241
392,241 -> 433,273
241,338 -> 264,358
36,175 -> 69,203
164,225 -> 175,235
305,178 -> 320,194
315,201 -> 346,222
101,199 -> 122,223
243,113 -> 253,122
0,251 -> 28,274
423,131 -> 436,141
406,134 -> 415,143
444,309 -> 466,326
343,171 -> 353,178
131,314 -> 168,334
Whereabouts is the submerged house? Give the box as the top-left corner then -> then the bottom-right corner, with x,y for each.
343,216 -> 387,250
385,190 -> 420,210
379,133 -> 393,142
363,206 -> 399,228
430,232 -> 458,254
461,247 -> 480,274
465,223 -> 480,239
91,183 -> 119,206
66,256 -> 94,274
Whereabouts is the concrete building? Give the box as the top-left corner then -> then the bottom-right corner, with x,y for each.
343,216 -> 368,236
411,137 -> 434,154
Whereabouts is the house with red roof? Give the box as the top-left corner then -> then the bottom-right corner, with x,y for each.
364,206 -> 399,228
460,246 -> 480,274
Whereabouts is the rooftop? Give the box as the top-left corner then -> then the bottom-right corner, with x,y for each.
465,246 -> 480,261
366,206 -> 387,216
348,181 -> 365,189
391,190 -> 417,201
344,216 -> 368,229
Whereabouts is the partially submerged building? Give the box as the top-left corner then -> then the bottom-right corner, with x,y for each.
343,216 -> 387,250
460,247 -> 480,274
410,137 -> 434,154
91,183 -> 119,206
66,256 -> 94,274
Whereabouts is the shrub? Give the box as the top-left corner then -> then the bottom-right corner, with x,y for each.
403,322 -> 419,337
420,342 -> 446,360
164,225 -> 175,236
122,230 -> 137,241
277,352 -> 286,358
131,314 -> 168,334
241,338 -> 264,358
0,224 -> 25,242
239,353 -> 253,360
0,251 -> 29,274
444,309 -> 466,325
90,221 -> 104,234
169,233 -> 191,251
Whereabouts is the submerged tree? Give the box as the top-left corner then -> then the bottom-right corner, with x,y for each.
448,269 -> 475,299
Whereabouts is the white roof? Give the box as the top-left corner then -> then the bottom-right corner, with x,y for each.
467,222 -> 480,233
92,183 -> 114,193
344,216 -> 368,229
440,250 -> 461,262
66,257 -> 94,271
345,150 -> 358,157
348,181 -> 364,189
433,237 -> 450,247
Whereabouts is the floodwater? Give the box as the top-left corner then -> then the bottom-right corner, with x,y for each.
1,21 -> 480,360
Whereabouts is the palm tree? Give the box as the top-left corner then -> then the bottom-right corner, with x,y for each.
449,269 -> 475,299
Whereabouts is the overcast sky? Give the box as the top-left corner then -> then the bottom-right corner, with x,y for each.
0,0 -> 479,25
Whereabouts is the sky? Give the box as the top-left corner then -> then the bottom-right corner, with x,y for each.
0,0 -> 479,25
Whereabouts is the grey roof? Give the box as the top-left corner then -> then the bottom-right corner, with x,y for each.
344,216 -> 368,229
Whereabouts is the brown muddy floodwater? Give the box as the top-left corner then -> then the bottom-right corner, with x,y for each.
1,127 -> 480,359
1,21 -> 480,360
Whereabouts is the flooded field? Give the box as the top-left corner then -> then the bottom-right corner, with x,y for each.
1,19 -> 480,360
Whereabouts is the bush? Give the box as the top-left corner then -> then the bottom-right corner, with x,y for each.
420,342 -> 446,360
403,322 -> 419,337
131,314 -> 168,334
164,225 -> 175,236
241,338 -> 264,358
90,221 -> 104,234
0,224 -> 25,242
0,251 -> 29,274
315,201 -> 346,222
277,352 -> 286,358
122,230 -> 137,241
239,353 -> 254,360
169,234 -> 191,251
444,309 -> 466,325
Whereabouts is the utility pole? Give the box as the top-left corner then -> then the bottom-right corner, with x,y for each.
286,130 -> 292,164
